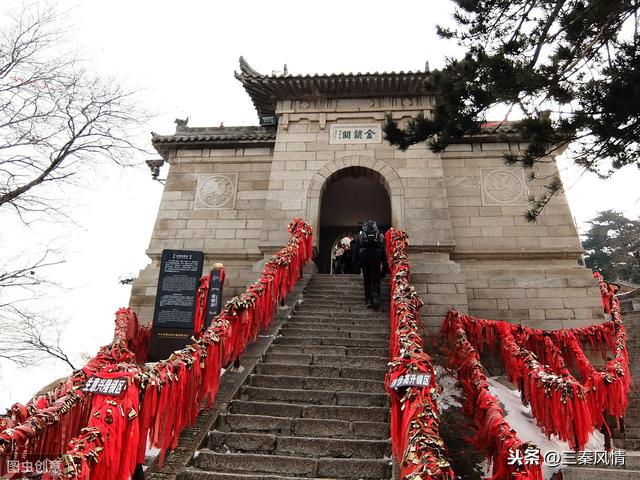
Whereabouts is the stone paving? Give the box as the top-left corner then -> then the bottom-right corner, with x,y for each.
180,274 -> 392,480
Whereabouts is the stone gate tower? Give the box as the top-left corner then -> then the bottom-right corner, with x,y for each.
129,58 -> 603,335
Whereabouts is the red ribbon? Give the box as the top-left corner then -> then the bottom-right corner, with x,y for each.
1,218 -> 314,480
385,228 -> 455,479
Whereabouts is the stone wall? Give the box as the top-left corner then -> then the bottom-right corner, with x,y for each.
441,145 -> 581,252
258,97 -> 455,251
440,142 -> 603,328
130,95 -> 603,330
129,145 -> 274,325
619,290 -> 640,436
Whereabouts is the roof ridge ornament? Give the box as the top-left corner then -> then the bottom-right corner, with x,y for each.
237,56 -> 262,77
174,117 -> 189,132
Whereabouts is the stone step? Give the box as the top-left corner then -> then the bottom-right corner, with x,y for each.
207,431 -> 390,459
248,374 -> 385,393
282,321 -> 389,332
255,363 -> 387,380
296,303 -> 370,310
614,438 -> 640,450
217,413 -> 389,439
301,292 -> 367,298
191,451 -> 391,479
274,336 -> 388,348
307,275 -> 363,281
569,451 -> 640,470
261,353 -> 388,369
239,386 -> 388,407
268,344 -> 388,358
181,469 -> 329,480
293,306 -> 387,316
181,272 -> 394,480
300,293 -> 389,300
562,467 -> 640,480
305,282 -> 387,287
298,296 -> 368,303
304,283 -> 389,290
620,427 -> 640,438
313,354 -> 389,369
304,281 -> 365,284
303,286 -> 366,292
300,293 -> 388,301
286,316 -> 389,326
292,311 -> 389,320
280,327 -> 389,340
302,290 -> 390,296
229,400 -> 389,422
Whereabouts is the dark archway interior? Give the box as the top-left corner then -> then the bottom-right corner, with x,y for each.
317,167 -> 391,273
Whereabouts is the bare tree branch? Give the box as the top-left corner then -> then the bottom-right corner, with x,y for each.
0,2 -> 146,370
0,311 -> 76,370
0,3 -> 146,220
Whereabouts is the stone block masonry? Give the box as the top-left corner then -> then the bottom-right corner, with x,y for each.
130,62 -> 604,333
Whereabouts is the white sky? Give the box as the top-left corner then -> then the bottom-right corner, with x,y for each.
1,0 -> 639,409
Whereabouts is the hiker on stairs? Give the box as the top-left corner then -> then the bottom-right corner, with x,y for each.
353,219 -> 389,310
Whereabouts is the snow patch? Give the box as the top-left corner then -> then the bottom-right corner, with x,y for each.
487,376 -> 605,480
435,369 -> 604,480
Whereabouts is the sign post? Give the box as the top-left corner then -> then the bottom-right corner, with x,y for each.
148,249 -> 204,361
205,265 -> 225,329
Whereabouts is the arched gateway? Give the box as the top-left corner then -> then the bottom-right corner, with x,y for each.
305,157 -> 402,272
131,57 -> 604,334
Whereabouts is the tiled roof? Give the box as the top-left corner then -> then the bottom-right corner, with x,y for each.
235,57 -> 431,119
480,121 -> 521,134
152,125 -> 275,143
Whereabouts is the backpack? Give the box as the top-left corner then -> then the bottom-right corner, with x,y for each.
361,221 -> 381,249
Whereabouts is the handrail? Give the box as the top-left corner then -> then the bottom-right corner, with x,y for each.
443,311 -> 543,479
384,227 -> 455,480
0,218 -> 313,480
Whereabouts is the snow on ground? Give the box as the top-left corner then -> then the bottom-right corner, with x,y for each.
436,367 -> 605,479
487,377 -> 605,479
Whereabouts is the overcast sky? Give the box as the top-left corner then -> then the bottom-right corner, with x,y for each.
1,0 -> 639,409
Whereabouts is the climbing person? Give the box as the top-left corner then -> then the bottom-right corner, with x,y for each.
333,245 -> 346,274
352,220 -> 389,310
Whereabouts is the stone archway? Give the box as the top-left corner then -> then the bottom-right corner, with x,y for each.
306,157 -> 403,273
306,156 -> 404,246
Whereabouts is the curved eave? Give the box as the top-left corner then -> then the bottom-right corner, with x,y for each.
234,70 -> 432,119
455,132 -> 525,144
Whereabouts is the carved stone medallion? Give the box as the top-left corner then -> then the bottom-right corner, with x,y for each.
194,173 -> 237,209
480,168 -> 527,206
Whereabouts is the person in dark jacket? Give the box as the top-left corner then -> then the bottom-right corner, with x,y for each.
352,220 -> 389,310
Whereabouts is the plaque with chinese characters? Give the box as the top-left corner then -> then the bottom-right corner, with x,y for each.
152,250 -> 204,329
329,124 -> 382,144
389,373 -> 432,389
148,249 -> 204,361
205,267 -> 225,329
82,376 -> 128,396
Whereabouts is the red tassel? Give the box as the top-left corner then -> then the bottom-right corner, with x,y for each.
385,228 -> 455,479
442,311 -> 543,480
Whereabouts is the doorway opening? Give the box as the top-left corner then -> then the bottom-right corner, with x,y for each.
317,166 -> 391,273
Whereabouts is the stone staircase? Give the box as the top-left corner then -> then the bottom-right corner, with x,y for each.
562,451 -> 640,479
180,273 -> 393,480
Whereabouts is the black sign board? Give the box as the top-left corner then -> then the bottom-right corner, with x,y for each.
148,249 -> 204,361
82,376 -> 128,396
389,373 -> 432,390
204,268 -> 225,329
152,250 -> 204,329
